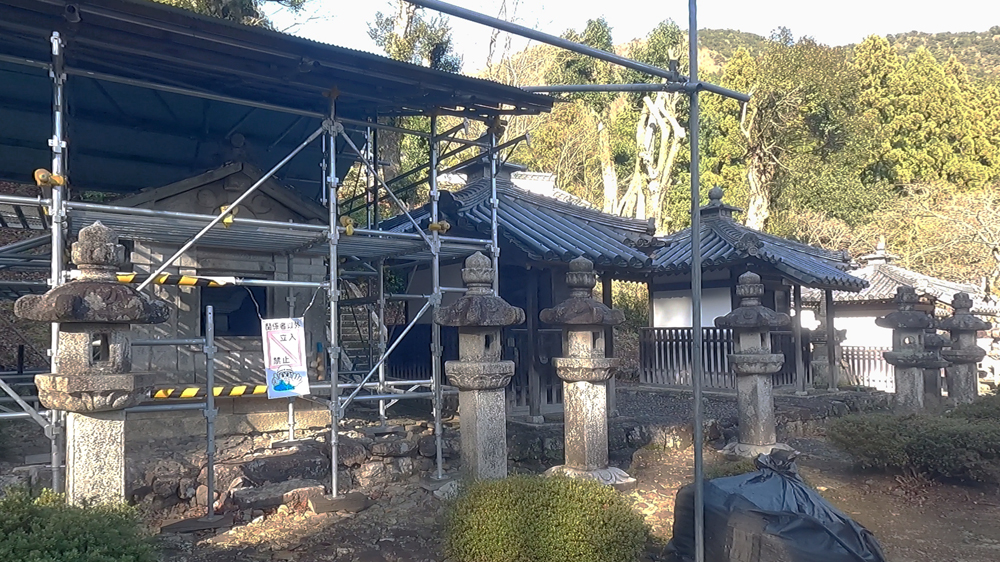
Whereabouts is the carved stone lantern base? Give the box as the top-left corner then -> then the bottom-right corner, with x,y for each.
35,372 -> 157,413
545,464 -> 637,490
723,441 -> 794,460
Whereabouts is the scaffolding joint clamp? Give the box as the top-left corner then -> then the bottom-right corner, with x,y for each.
430,343 -> 443,357
323,119 -> 344,135
427,292 -> 442,306
203,407 -> 218,422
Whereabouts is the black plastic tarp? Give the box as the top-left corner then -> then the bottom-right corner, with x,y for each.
670,451 -> 886,562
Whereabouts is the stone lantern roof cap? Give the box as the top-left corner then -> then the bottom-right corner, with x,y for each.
875,286 -> 935,330
539,257 -> 625,327
434,252 -> 525,327
14,222 -> 169,325
714,271 -> 790,330
938,291 -> 992,332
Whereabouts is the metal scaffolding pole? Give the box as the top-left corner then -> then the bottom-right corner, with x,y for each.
689,3 -> 706,562
378,258 -> 387,424
48,30 -> 67,495
430,116 -> 445,480
326,104 -> 342,498
489,131 -> 500,295
202,306 -> 220,520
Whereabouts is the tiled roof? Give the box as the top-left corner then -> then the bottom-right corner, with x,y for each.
383,178 -> 660,272
801,263 -> 1000,316
650,190 -> 866,291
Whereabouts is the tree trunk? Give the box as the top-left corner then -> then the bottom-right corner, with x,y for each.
744,152 -> 774,231
598,120 -> 619,214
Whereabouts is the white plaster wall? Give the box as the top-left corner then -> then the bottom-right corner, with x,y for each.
799,310 -> 892,348
652,288 -> 732,327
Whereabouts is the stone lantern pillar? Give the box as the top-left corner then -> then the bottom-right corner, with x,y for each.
715,272 -> 793,458
541,257 -> 633,488
876,286 -> 945,412
434,252 -> 524,480
15,222 -> 169,503
939,292 -> 991,405
923,329 -> 950,410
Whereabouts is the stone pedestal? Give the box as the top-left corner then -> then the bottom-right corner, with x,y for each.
541,257 -> 633,488
435,253 -> 524,480
65,411 -> 126,504
716,272 -> 793,458
15,222 -> 169,503
939,292 -> 991,405
876,286 -> 946,413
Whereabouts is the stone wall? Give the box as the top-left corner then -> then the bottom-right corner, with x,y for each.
121,390 -> 893,511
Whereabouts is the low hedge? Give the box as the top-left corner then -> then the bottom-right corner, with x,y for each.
445,475 -> 648,562
0,488 -> 156,562
828,394 -> 1000,483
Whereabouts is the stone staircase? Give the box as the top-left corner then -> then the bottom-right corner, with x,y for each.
338,280 -> 387,382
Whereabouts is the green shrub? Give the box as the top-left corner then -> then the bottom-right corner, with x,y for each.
948,392 -> 1000,421
445,475 -> 648,562
0,488 -> 156,562
704,457 -> 758,480
828,412 -> 1000,483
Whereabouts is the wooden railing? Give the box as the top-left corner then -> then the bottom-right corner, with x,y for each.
843,346 -> 894,392
639,327 -> 802,389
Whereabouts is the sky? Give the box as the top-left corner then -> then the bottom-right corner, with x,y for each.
266,0 -> 1000,73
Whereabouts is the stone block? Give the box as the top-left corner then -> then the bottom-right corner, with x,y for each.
66,411 -> 127,504
333,436 -> 370,467
417,433 -> 459,459
370,439 -> 415,457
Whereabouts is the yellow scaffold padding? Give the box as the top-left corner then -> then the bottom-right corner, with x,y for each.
428,220 -> 451,233
34,168 -> 66,187
220,205 -> 238,228
152,384 -> 269,399
340,215 -> 355,236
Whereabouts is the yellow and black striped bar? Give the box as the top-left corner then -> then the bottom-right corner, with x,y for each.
115,273 -> 227,287
153,384 -> 268,399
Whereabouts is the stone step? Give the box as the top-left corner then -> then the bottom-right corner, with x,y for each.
231,478 -> 326,511
200,441 -> 330,491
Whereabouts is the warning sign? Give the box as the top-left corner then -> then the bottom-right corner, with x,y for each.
261,317 -> 310,399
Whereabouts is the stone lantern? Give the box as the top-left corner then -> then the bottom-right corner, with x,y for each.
715,271 -> 793,458
876,286 -> 946,412
15,221 -> 169,503
434,252 -> 524,480
540,257 -> 633,488
939,292 -> 991,405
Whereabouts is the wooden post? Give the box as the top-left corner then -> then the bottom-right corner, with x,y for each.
526,268 -> 542,421
793,285 -> 806,395
17,344 -> 25,376
825,289 -> 837,391
602,275 -> 617,417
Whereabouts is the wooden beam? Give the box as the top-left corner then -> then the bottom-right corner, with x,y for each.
602,274 -> 616,417
825,289 -> 838,391
526,268 -> 542,420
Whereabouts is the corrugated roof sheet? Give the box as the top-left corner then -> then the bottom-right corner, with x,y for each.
651,194 -> 866,291
384,178 -> 661,272
801,262 -> 1000,315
